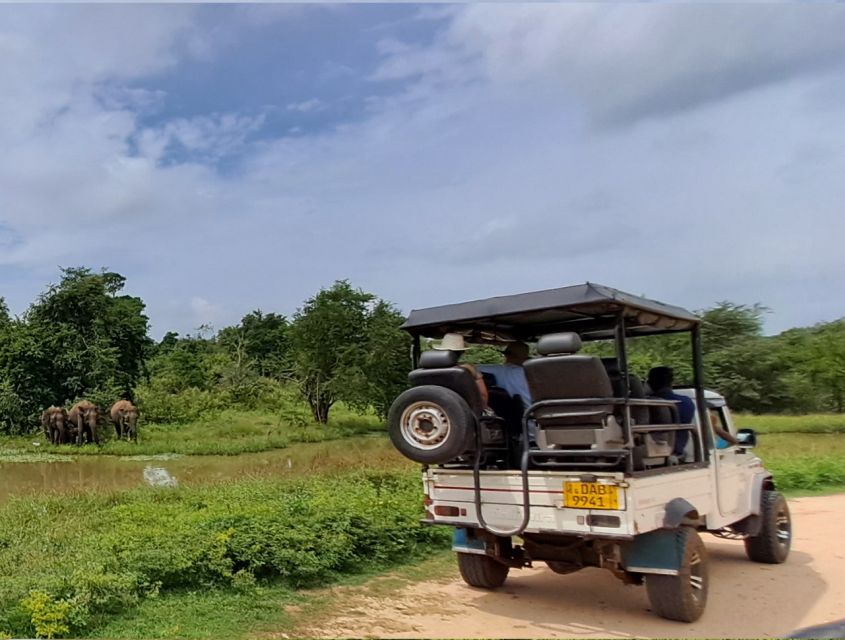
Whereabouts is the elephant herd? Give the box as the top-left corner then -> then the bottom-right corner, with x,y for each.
40,399 -> 139,445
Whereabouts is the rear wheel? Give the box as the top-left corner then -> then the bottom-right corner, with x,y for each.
745,490 -> 791,563
457,552 -> 509,589
546,560 -> 582,575
388,386 -> 475,464
646,527 -> 708,622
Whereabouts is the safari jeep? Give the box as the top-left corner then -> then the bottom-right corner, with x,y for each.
388,283 -> 791,622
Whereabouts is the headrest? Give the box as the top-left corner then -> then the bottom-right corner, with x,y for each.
418,349 -> 460,369
537,332 -> 582,356
602,358 -> 620,376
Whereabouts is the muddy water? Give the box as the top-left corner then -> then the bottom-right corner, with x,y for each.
0,436 -> 410,502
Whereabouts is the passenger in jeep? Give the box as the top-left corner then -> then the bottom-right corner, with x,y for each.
647,366 -> 695,458
478,342 -> 533,409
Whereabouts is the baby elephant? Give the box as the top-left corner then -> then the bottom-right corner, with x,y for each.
110,400 -> 139,442
41,406 -> 69,444
68,400 -> 100,445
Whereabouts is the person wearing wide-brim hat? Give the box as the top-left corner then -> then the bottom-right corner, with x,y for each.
433,333 -> 469,351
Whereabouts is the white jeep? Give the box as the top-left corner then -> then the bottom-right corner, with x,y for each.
389,283 -> 790,622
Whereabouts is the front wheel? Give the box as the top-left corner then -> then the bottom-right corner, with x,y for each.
745,490 -> 791,563
646,527 -> 708,622
457,553 -> 509,589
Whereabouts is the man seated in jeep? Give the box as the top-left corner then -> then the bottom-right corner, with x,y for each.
478,342 -> 533,410
647,366 -> 695,459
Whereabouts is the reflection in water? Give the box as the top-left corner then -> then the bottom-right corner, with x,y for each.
0,436 -> 408,502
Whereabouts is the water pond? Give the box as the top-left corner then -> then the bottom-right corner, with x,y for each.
0,436 -> 408,501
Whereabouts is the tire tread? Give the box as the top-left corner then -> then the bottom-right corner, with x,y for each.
745,490 -> 791,564
457,552 -> 509,589
645,527 -> 708,623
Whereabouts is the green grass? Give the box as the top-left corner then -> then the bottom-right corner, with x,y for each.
0,470 -> 449,639
736,413 -> 845,434
87,585 -> 304,639
756,432 -> 845,492
88,551 -> 458,640
0,406 -> 383,459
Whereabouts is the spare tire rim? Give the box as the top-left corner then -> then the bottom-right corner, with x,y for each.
400,402 -> 450,450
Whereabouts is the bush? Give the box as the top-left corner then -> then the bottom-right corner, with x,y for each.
0,471 -> 449,638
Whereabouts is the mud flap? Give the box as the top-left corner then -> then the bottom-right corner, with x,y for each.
452,528 -> 487,555
622,529 -> 684,576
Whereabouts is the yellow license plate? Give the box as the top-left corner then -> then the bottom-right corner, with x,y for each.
564,482 -> 620,510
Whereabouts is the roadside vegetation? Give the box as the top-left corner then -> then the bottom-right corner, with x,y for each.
0,470 -> 448,639
737,413 -> 845,434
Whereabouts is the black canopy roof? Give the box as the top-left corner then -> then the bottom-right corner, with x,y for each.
401,282 -> 699,342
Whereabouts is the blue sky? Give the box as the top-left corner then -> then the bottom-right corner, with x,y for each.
1,4 -> 844,337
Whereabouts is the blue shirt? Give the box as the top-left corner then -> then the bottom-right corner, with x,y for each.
478,364 -> 533,408
653,389 -> 695,424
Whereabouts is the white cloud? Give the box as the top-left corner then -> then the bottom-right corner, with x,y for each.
286,98 -> 324,113
375,4 -> 845,127
1,4 -> 845,338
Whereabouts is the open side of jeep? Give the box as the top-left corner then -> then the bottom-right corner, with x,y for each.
388,283 -> 791,623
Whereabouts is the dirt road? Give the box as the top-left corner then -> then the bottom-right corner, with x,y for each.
304,494 -> 844,639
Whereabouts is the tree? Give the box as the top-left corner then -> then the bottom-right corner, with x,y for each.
800,321 -> 845,412
699,302 -> 767,353
217,310 -> 289,378
23,268 -> 151,404
356,300 -> 412,419
289,281 -> 409,423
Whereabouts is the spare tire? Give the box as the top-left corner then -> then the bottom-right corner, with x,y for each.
388,385 -> 476,464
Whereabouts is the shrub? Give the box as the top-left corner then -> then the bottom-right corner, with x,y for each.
0,471 -> 449,638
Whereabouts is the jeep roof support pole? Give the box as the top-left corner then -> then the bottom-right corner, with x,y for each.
614,310 -> 634,475
691,325 -> 710,462
412,334 -> 421,369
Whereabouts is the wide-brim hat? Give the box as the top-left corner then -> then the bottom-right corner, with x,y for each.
433,333 -> 469,351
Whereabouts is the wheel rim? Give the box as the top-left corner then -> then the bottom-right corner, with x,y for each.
400,402 -> 451,450
688,550 -> 705,604
776,504 -> 791,548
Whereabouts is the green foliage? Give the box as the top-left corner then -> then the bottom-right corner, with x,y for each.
19,591 -> 73,639
0,472 -> 450,638
217,310 -> 289,379
0,269 -> 151,433
289,281 -> 410,423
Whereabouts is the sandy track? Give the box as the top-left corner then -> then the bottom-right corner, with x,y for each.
304,494 -> 844,639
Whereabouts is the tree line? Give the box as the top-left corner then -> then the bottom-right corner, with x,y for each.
0,270 -> 410,434
0,268 -> 843,435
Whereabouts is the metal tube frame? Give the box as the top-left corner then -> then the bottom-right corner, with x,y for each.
457,313 -> 712,538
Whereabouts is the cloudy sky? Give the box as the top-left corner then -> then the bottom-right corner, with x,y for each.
1,4 -> 843,337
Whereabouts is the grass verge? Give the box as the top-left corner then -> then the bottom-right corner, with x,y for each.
736,413 -> 845,434
756,433 -> 845,492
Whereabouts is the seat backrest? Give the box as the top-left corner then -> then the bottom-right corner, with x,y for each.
524,332 -> 613,427
408,350 -> 483,414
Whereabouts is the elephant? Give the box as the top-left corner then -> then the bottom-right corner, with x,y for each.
40,406 -> 69,444
68,400 -> 99,445
110,400 -> 139,442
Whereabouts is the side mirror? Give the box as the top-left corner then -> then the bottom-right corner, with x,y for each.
736,428 -> 757,448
